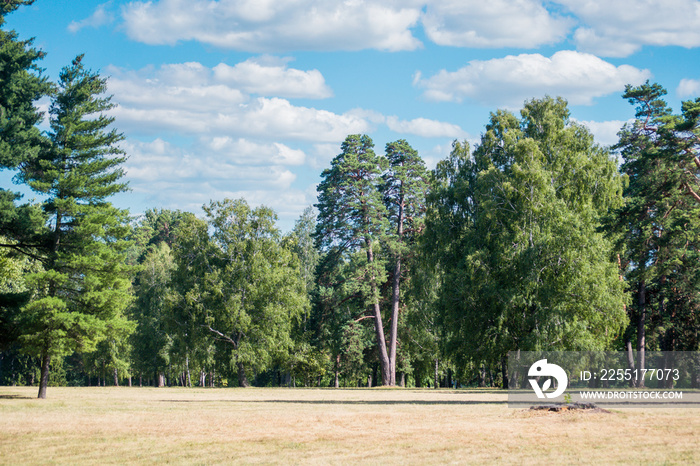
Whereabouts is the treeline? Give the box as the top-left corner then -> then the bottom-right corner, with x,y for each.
1,2 -> 700,397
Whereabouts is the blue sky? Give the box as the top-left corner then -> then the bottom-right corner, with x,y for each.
7,0 -> 700,231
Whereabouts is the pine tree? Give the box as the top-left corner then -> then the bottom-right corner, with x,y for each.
0,0 -> 52,305
315,134 -> 393,385
382,139 -> 428,385
17,55 -> 132,398
615,83 -> 700,382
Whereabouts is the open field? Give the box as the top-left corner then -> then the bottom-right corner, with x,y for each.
1,386 -> 699,464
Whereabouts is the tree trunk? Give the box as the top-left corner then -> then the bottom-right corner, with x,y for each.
37,350 -> 50,399
388,196 -> 405,387
157,372 -> 165,387
434,358 -> 438,389
237,362 -> 250,387
334,354 -> 340,388
366,238 -> 391,386
113,367 -> 119,386
186,355 -> 191,388
399,372 -> 405,387
625,332 -> 636,388
637,279 -> 646,388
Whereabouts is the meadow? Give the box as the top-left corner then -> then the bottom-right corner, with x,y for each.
1,386 -> 698,464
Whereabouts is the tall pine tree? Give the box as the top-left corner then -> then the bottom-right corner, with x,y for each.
615,82 -> 700,384
315,134 -> 392,385
17,55 -> 132,398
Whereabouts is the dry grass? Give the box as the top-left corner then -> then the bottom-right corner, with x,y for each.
0,386 -> 698,464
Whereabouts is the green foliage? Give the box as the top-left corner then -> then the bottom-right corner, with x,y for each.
0,0 -> 51,170
170,198 -> 309,386
615,82 -> 700,353
0,5 -> 696,391
13,55 -> 133,397
425,97 -> 628,376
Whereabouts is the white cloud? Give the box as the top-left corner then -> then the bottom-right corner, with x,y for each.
678,78 -> 700,98
121,138 -> 313,229
385,116 -> 466,139
574,119 -> 630,147
106,61 -> 368,142
121,0 -> 422,52
212,56 -> 332,99
421,0 -> 573,48
556,0 -> 700,57
116,0 -> 700,56
206,137 -> 306,166
68,2 -> 114,33
415,50 -> 651,108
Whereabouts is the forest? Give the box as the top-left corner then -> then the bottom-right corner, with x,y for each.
1,1 -> 699,399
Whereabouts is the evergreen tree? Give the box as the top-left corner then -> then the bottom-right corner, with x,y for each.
16,55 -> 132,398
315,134 -> 393,385
615,83 -> 700,382
382,139 -> 428,386
0,0 -> 52,362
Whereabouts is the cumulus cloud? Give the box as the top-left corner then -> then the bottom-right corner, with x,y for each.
574,119 -> 630,147
678,78 -> 700,98
556,0 -> 700,57
385,116 -> 466,139
106,60 -> 368,142
68,2 -> 115,33
421,0 -> 572,48
212,56 -> 332,99
117,0 -> 700,56
122,138 -> 314,227
121,0 -> 422,52
414,50 -> 651,108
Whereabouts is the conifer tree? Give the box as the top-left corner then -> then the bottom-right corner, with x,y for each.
615,83 -> 700,381
17,55 -> 132,398
0,0 -> 51,280
382,140 -> 428,385
315,134 -> 392,385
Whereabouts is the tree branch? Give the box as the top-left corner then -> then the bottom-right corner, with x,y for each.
682,181 -> 700,204
203,324 -> 238,349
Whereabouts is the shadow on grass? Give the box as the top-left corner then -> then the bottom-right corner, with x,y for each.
0,394 -> 33,400
159,399 -> 506,405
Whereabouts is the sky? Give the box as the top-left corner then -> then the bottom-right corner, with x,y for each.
6,0 -> 700,231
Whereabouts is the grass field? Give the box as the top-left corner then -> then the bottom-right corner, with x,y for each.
1,386 -> 698,464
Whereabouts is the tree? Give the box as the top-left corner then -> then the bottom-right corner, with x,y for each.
288,206 -> 320,295
283,207 -> 327,386
0,0 -> 52,342
16,55 -> 132,398
425,98 -> 628,384
128,209 -> 189,386
382,139 -> 428,385
614,83 -> 700,382
170,199 -> 308,387
315,134 -> 393,385
0,0 -> 49,171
